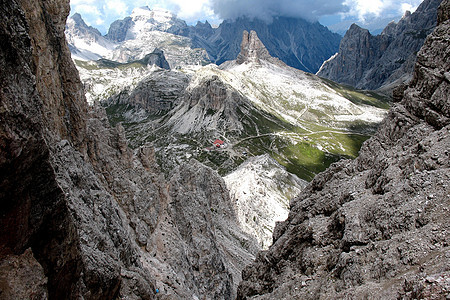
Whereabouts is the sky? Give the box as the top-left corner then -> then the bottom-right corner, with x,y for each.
70,0 -> 424,34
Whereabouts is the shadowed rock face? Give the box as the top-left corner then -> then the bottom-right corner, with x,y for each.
317,0 -> 442,91
237,0 -> 450,299
189,16 -> 341,73
0,0 -> 257,299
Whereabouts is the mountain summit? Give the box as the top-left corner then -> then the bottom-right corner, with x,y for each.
236,30 -> 285,66
317,0 -> 442,91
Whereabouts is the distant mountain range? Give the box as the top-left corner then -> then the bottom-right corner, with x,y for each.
66,6 -> 341,73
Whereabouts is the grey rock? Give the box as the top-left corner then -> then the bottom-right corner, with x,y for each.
189,16 -> 341,73
236,30 -> 285,66
106,17 -> 134,43
0,0 -> 257,299
105,68 -> 189,116
317,0 -> 442,92
237,0 -> 450,298
140,48 -> 170,69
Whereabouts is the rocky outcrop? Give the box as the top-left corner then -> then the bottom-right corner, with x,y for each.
106,68 -> 189,116
106,17 -> 134,43
317,0 -> 442,91
224,155 -> 307,249
167,75 -> 252,135
0,0 -> 257,299
238,0 -> 450,298
139,48 -> 170,70
236,30 -> 285,66
189,16 -> 341,73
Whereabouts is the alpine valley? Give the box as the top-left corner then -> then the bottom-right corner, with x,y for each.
0,0 -> 448,299
67,8 -> 390,250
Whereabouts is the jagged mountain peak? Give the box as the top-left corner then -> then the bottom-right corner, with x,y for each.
317,0 -> 443,91
65,13 -> 116,61
236,30 -> 286,66
130,6 -> 177,22
237,30 -> 269,63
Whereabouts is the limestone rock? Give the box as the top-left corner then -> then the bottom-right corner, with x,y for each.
238,0 -> 450,298
189,16 -> 341,73
317,0 -> 442,92
0,0 -> 256,299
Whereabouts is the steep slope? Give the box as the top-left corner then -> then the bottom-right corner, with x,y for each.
238,0 -> 450,298
106,7 -> 210,68
189,16 -> 341,73
76,49 -> 174,104
224,155 -> 307,249
317,0 -> 442,91
0,0 -> 258,299
65,13 -> 116,61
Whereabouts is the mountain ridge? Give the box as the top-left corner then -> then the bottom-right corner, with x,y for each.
66,8 -> 341,73
317,0 -> 442,91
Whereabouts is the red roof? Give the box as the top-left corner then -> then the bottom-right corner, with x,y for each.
213,139 -> 224,145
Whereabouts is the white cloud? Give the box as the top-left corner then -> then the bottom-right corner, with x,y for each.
69,0 -> 425,33
72,4 -> 101,16
400,2 -> 420,14
104,0 -> 129,17
70,0 -> 97,4
342,0 -> 422,21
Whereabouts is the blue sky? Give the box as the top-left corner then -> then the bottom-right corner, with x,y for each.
70,0 -> 423,34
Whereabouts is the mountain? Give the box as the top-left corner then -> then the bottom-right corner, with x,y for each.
65,13 -> 116,61
96,30 -> 388,248
317,0 -> 442,91
2,0 -> 448,299
106,6 -> 188,42
238,0 -> 450,298
100,30 -> 389,181
66,8 -> 340,73
65,9 -> 210,68
0,1 -> 258,298
188,16 -> 342,73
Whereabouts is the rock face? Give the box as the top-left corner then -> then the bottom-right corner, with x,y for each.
65,13 -> 116,61
106,17 -> 134,43
140,48 -> 171,70
236,30 -> 285,66
238,0 -> 450,298
106,68 -> 189,117
189,16 -> 341,73
317,0 -> 442,91
0,0 -> 257,299
224,155 -> 307,249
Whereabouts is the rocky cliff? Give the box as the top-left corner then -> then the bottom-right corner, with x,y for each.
238,0 -> 450,298
0,0 -> 257,299
65,13 -> 116,61
317,0 -> 442,91
189,16 -> 341,73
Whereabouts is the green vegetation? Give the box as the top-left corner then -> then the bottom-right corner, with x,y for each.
321,78 -> 391,109
101,71 -> 389,181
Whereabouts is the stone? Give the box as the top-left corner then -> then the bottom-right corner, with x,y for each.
317,0 -> 442,92
237,0 -> 450,298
